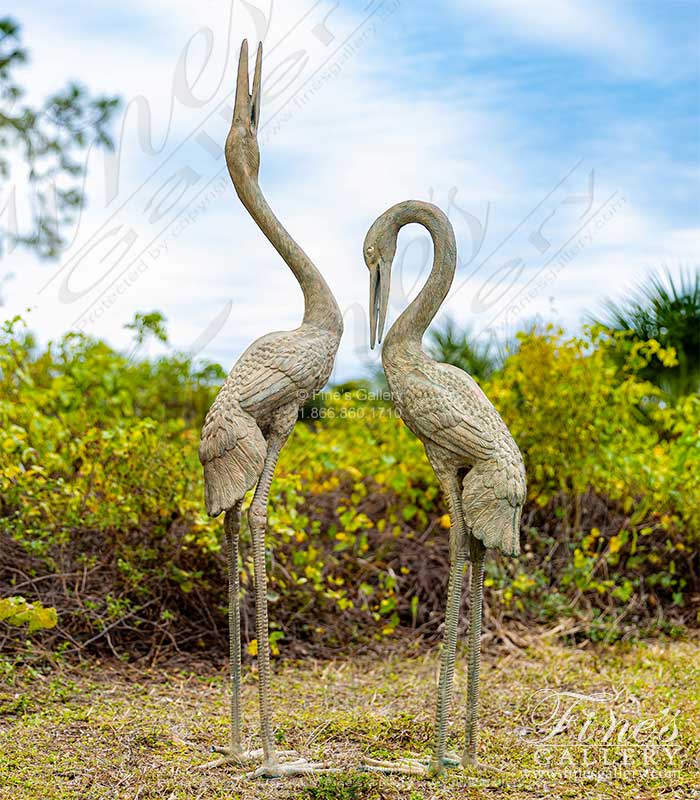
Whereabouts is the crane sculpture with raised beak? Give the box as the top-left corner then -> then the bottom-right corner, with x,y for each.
362,200 -> 526,776
199,40 -> 343,778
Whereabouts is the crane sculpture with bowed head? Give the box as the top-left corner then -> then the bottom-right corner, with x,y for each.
363,200 -> 526,775
198,40 -> 343,778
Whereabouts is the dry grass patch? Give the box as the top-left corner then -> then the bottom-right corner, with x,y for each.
1,637 -> 698,799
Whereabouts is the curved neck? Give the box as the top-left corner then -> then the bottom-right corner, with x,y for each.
384,201 -> 457,357
235,179 -> 341,330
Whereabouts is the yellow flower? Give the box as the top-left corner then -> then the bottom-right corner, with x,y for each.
247,639 -> 258,656
439,514 -> 451,529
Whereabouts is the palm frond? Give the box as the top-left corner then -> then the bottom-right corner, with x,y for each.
428,315 -> 502,382
590,265 -> 700,398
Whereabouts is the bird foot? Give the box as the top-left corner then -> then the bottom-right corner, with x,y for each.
460,755 -> 503,774
198,747 -> 297,769
362,753 -> 461,777
247,757 -> 336,779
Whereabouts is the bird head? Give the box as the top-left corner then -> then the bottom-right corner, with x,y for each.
225,40 -> 262,187
363,214 -> 397,349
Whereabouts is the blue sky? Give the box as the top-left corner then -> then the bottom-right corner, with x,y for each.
4,0 -> 699,379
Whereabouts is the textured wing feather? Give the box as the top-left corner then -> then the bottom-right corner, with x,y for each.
462,451 -> 526,556
395,362 -> 526,556
396,367 -> 497,462
199,386 -> 265,517
198,326 -> 338,517
236,330 -> 336,413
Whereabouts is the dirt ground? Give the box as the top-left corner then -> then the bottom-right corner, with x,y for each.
1,636 -> 698,800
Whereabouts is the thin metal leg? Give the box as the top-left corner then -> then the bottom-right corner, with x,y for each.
204,502 -> 290,770
225,505 -> 242,755
248,440 -> 282,766
429,482 -> 467,775
362,473 -> 470,778
204,423 -> 331,776
245,418 -> 333,779
463,540 -> 485,767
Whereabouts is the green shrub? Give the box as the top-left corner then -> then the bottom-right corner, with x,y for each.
1,315 -> 698,658
0,597 -> 57,631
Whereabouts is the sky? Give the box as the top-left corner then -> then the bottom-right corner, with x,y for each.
3,0 -> 699,381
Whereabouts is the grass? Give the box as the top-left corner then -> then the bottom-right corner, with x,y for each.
1,637 -> 698,799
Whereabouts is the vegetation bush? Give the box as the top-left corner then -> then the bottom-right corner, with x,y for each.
1,314 -> 698,661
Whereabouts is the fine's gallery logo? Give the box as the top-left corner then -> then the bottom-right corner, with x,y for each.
518,686 -> 683,778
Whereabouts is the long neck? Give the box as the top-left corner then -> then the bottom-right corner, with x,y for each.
383,201 -> 457,359
235,179 -> 341,330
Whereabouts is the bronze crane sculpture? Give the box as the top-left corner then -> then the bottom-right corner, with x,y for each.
362,200 -> 526,776
199,40 -> 343,778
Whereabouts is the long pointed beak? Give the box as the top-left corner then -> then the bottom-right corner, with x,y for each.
369,259 -> 391,350
251,42 -> 262,130
369,266 -> 378,350
233,40 -> 250,124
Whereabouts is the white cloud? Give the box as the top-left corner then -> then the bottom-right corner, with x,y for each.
457,0 -> 658,75
5,0 -> 525,377
2,0 -> 697,383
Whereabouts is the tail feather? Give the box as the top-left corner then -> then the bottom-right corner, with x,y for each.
199,393 -> 265,517
462,458 -> 525,557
